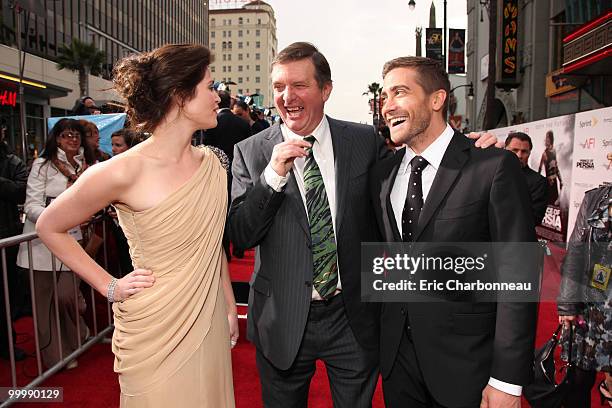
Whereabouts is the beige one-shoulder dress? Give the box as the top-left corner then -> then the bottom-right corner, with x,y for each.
112,148 -> 235,407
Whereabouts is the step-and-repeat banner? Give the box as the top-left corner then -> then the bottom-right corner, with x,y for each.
488,106 -> 611,242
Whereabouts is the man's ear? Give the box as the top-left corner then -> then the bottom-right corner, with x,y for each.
322,81 -> 333,102
431,90 -> 447,113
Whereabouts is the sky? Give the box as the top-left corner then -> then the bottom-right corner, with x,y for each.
238,0 -> 468,124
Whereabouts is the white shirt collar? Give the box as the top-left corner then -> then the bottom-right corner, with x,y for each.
56,147 -> 85,165
281,115 -> 329,143
400,124 -> 454,174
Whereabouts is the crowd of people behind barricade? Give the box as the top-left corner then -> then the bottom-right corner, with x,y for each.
0,111 -> 147,371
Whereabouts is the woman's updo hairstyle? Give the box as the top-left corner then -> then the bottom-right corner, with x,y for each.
113,44 -> 212,133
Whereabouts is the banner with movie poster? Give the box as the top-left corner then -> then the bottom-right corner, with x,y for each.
448,29 -> 466,74
567,107 -> 612,239
488,115 -> 575,242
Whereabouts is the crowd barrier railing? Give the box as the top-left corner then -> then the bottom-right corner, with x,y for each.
0,216 -> 114,407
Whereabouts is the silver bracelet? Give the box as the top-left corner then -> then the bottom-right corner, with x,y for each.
107,278 -> 118,303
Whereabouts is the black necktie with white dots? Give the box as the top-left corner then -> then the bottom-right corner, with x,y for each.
402,156 -> 428,242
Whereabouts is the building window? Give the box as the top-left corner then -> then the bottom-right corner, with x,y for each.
256,29 -> 261,36
256,65 -> 261,71
256,53 -> 261,60
227,54 -> 232,61
238,30 -> 243,37
258,19 -> 262,24
211,31 -> 216,38
256,77 -> 261,83
223,66 -> 227,72
238,17 -> 243,24
227,66 -> 232,72
228,41 -> 232,49
211,42 -> 216,49
211,66 -> 216,72
238,42 -> 243,49
238,89 -> 243,94
246,65 -> 250,70
228,19 -> 232,25
238,54 -> 243,60
211,18 -> 216,26
238,77 -> 243,83
222,41 -> 227,49
256,88 -> 261,94
223,54 -> 226,61
256,41 -> 261,48
223,31 -> 226,38
228,30 -> 232,37
238,65 -> 243,71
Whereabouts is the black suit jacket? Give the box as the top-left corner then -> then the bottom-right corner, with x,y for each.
523,165 -> 547,225
204,109 -> 251,161
229,117 -> 388,369
370,131 -> 538,407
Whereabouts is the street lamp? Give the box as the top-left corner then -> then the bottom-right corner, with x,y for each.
450,82 -> 474,101
408,1 -> 447,70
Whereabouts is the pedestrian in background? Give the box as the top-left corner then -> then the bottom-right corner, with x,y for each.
16,119 -> 93,369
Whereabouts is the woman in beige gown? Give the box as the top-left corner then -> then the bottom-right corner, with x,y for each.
36,44 -> 237,407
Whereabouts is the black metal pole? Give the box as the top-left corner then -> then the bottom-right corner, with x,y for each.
444,0 -> 447,71
13,3 -> 28,163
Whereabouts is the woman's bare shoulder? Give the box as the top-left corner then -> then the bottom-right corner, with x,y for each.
85,149 -> 147,188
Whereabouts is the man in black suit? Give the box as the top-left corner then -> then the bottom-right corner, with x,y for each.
505,131 -> 548,225
204,90 -> 251,259
229,42 -> 388,407
203,90 -> 251,161
370,57 -> 538,408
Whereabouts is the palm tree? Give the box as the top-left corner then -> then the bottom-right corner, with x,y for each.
363,82 -> 381,127
56,39 -> 106,98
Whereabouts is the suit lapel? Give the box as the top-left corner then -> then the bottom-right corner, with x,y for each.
375,148 -> 405,242
263,124 -> 310,240
415,131 -> 470,240
329,117 -> 352,234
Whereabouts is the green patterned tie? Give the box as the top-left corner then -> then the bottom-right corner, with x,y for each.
303,135 -> 338,299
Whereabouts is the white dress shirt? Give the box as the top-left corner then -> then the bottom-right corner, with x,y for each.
263,116 -> 342,299
389,124 -> 522,397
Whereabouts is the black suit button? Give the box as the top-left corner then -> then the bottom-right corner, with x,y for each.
305,281 -> 312,288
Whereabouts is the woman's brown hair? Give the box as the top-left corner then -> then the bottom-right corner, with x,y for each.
113,44 -> 213,133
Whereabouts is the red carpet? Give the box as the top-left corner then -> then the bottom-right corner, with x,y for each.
0,246 -> 605,407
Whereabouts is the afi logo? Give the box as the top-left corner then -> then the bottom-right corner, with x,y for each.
581,138 -> 595,149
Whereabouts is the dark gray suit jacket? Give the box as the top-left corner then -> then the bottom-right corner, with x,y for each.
229,116 -> 388,369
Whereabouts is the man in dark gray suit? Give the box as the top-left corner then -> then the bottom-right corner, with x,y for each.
505,131 -> 548,225
228,42 -> 386,407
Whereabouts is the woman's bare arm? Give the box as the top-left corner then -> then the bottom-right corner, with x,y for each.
36,157 -> 154,300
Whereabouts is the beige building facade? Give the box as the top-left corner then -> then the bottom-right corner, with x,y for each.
209,1 -> 277,107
